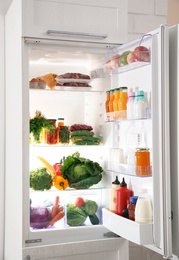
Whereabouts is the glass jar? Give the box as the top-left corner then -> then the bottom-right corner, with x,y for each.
45,119 -> 57,145
135,148 -> 151,176
59,126 -> 70,144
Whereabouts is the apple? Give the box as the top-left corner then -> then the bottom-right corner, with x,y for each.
105,60 -> 112,71
127,52 -> 138,64
75,197 -> 85,207
110,54 -> 120,69
133,46 -> 150,62
119,51 -> 131,66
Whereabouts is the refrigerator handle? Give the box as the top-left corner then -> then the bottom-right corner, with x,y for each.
46,30 -> 108,39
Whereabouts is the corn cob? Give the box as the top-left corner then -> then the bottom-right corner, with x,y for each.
37,156 -> 56,179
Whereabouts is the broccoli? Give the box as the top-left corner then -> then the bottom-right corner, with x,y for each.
30,167 -> 52,191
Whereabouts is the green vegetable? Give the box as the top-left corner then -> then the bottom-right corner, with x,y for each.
89,214 -> 100,225
67,203 -> 87,226
71,130 -> 94,137
60,152 -> 103,189
84,200 -> 98,215
30,110 -> 55,142
30,167 -> 53,191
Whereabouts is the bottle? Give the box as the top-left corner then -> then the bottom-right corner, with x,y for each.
109,176 -> 120,213
57,118 -> 64,143
134,90 -> 147,119
135,189 -> 153,224
105,90 -> 110,113
113,88 -> 120,111
127,196 -> 138,221
118,87 -> 128,119
127,91 -> 135,119
116,177 -> 132,216
109,89 -> 114,112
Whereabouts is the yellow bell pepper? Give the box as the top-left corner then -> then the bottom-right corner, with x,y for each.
53,176 -> 69,190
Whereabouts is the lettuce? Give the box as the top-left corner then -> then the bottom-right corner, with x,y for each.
67,204 -> 87,226
60,152 -> 103,189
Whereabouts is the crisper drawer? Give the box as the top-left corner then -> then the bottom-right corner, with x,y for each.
102,208 -> 153,245
22,0 -> 127,43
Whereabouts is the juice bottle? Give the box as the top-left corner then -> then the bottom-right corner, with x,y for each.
118,87 -> 128,119
105,90 -> 110,113
109,89 -> 114,112
113,88 -> 120,111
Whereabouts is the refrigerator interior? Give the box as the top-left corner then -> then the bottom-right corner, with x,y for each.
24,28 -> 170,252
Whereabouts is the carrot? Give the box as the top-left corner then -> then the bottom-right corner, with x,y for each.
51,196 -> 59,219
47,210 -> 65,227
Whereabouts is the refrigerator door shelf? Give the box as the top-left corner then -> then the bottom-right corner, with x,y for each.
102,208 -> 153,245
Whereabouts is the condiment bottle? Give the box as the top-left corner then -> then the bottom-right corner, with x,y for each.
118,87 -> 128,119
127,91 -> 135,119
135,189 -> 153,224
105,90 -> 110,113
109,89 -> 114,112
116,177 -> 132,216
134,90 -> 147,119
127,196 -> 138,221
109,176 -> 120,213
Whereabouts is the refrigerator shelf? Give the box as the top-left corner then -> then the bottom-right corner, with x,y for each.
102,208 -> 153,245
29,87 -> 103,93
105,110 -> 151,122
29,143 -> 104,147
106,163 -> 152,177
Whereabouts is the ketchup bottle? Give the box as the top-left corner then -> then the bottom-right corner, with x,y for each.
116,177 -> 132,216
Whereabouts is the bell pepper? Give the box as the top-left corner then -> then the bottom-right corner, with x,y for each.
53,175 -> 69,190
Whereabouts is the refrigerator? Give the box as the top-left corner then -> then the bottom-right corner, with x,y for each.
5,2 -> 179,259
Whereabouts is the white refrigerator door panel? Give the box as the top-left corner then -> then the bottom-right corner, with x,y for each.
102,25 -> 172,259
169,24 -> 179,259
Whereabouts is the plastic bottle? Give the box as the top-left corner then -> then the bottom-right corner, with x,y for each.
127,196 -> 138,221
105,90 -> 110,113
109,176 -> 120,213
116,177 -> 132,216
118,87 -> 128,119
109,89 -> 114,112
134,90 -> 147,119
135,188 -> 153,224
127,91 -> 135,119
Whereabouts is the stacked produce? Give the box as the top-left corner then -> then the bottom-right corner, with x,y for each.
30,152 -> 103,190
30,196 -> 65,229
67,197 -> 100,226
69,124 -> 101,145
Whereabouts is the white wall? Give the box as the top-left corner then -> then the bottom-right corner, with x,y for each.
0,5 -> 5,260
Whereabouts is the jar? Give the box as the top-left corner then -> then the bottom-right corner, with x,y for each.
45,119 -> 57,145
59,126 -> 70,144
57,118 -> 64,143
134,90 -> 147,119
127,196 -> 138,221
135,148 -> 151,176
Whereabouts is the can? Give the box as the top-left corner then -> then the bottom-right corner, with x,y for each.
135,148 -> 151,176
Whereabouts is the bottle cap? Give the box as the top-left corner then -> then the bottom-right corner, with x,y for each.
135,90 -> 144,96
130,196 -> 138,204
128,91 -> 135,97
112,176 -> 120,185
120,177 -> 127,187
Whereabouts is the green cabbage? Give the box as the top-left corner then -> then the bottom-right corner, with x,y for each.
67,204 -> 87,226
60,152 -> 103,189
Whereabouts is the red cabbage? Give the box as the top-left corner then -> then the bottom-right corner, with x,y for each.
30,206 -> 51,229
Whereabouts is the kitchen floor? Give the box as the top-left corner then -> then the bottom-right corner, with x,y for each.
129,243 -> 163,260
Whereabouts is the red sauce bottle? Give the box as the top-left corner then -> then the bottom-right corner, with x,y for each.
116,177 -> 132,216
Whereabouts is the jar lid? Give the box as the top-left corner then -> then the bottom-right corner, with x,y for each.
130,196 -> 138,204
58,118 -> 64,120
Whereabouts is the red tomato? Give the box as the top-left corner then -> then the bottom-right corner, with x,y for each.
75,197 -> 85,207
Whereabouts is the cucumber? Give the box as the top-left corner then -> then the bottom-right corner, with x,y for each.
89,214 -> 100,225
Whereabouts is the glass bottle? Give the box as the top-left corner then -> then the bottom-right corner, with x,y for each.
118,87 -> 128,119
127,91 -> 135,119
109,176 -> 120,213
109,89 -> 114,112
105,90 -> 110,113
134,90 -> 147,119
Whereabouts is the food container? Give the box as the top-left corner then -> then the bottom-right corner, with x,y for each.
29,81 -> 46,89
135,148 -> 151,176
